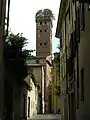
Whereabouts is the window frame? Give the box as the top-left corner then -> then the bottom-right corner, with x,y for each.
40,30 -> 42,32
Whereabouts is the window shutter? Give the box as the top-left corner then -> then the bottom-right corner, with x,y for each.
70,31 -> 76,58
80,2 -> 85,31
76,8 -> 80,42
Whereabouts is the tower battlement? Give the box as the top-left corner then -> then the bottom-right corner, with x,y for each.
35,9 -> 54,26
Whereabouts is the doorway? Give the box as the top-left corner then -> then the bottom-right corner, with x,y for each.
70,92 -> 76,120
4,85 -> 13,120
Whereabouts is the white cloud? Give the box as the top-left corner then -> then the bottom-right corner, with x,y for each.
9,0 -> 60,55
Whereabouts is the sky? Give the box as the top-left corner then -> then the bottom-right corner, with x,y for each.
9,0 -> 60,55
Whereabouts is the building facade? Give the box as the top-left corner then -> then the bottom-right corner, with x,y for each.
27,57 -> 45,113
24,74 -> 39,119
56,0 -> 90,120
0,0 -> 6,119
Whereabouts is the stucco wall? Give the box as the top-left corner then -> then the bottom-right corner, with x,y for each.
76,3 -> 90,120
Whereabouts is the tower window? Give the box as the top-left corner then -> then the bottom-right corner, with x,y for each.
44,42 -> 47,46
45,29 -> 47,32
40,22 -> 42,25
44,21 -> 47,24
40,43 -> 42,46
40,30 -> 42,32
36,60 -> 39,64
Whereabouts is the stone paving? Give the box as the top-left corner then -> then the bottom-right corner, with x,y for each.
30,114 -> 62,120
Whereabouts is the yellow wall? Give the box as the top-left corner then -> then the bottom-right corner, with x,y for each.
51,65 -> 61,113
27,77 -> 38,118
31,66 -> 45,113
51,67 -> 57,113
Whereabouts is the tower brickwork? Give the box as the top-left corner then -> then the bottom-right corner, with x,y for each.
35,9 -> 54,113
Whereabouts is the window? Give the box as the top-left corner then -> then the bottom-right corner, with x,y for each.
44,21 -> 47,24
40,43 -> 42,46
70,31 -> 76,58
81,68 -> 84,101
80,2 -> 85,31
76,8 -> 80,42
44,42 -> 47,46
82,0 -> 90,4
28,97 -> 30,117
40,22 -> 42,25
77,88 -> 79,109
36,59 -> 39,63
45,29 -> 47,32
68,3 -> 70,23
40,30 -> 42,32
67,57 -> 73,78
23,94 -> 26,118
72,0 -> 74,3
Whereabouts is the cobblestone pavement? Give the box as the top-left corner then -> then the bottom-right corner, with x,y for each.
30,114 -> 62,120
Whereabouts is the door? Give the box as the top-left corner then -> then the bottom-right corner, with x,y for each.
70,93 -> 76,120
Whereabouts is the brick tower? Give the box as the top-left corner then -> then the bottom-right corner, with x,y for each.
35,9 -> 54,113
35,9 -> 53,58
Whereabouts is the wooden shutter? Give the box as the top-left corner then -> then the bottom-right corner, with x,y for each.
76,8 -> 80,42
80,2 -> 85,31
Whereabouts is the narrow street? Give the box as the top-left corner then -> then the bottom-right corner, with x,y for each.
30,114 -> 61,120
